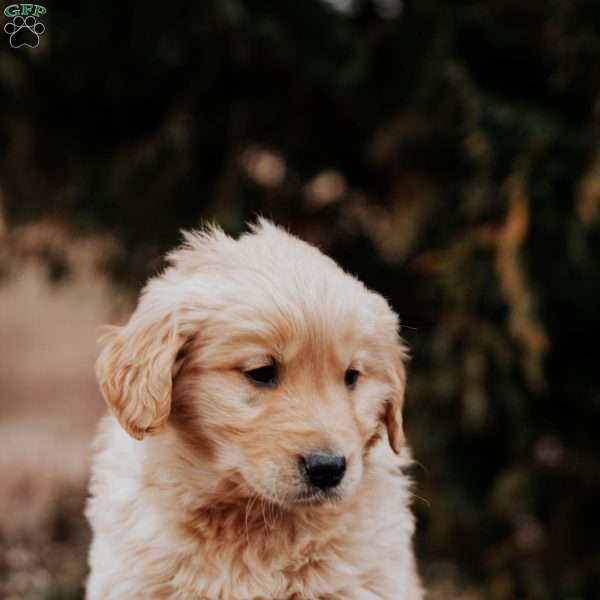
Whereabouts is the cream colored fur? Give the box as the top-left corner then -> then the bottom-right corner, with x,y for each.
86,220 -> 424,599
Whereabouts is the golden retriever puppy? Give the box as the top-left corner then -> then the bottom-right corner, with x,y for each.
86,220 -> 424,599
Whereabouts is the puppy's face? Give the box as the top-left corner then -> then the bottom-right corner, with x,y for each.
96,221 -> 407,508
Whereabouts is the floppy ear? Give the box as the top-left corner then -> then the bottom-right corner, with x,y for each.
385,341 -> 408,454
96,305 -> 183,441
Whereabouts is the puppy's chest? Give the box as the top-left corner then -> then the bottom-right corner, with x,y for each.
163,515 -> 362,599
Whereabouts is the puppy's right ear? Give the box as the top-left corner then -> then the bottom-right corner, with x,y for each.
95,308 -> 182,441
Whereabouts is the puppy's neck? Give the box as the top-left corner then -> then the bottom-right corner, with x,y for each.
182,482 -> 351,558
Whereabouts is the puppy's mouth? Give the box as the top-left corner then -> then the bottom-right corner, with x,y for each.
245,483 -> 343,508
293,487 -> 343,506
244,478 -> 345,509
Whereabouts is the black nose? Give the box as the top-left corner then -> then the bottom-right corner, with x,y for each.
300,453 -> 346,490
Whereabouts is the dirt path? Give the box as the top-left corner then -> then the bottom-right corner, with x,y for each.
0,264 -> 115,535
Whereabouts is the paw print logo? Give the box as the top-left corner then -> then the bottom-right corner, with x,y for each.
4,15 -> 45,48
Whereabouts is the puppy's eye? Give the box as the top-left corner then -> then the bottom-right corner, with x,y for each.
244,365 -> 278,386
344,368 -> 360,389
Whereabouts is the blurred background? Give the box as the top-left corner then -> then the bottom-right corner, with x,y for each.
1,0 -> 599,598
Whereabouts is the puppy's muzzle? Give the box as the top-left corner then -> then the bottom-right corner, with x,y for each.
300,452 -> 346,490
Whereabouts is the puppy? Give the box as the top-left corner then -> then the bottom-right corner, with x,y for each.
86,220 -> 424,599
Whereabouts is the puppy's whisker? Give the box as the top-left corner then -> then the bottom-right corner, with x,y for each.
262,495 -> 280,530
264,499 -> 272,529
268,498 -> 282,530
409,492 -> 431,508
260,497 -> 269,530
411,459 -> 429,476
244,493 -> 259,545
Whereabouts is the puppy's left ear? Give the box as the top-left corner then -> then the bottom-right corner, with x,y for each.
96,280 -> 189,440
385,341 -> 409,454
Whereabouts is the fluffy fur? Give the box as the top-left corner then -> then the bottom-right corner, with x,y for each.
86,220 -> 424,599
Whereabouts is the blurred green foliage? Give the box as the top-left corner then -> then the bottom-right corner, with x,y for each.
1,0 -> 600,598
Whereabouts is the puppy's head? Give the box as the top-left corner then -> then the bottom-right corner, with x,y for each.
96,220 -> 408,506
